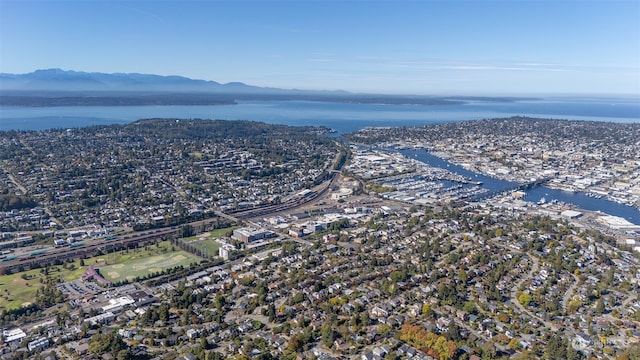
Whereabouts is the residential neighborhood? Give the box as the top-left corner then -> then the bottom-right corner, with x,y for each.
0,118 -> 638,360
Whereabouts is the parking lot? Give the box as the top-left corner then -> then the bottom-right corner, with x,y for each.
57,279 -> 102,300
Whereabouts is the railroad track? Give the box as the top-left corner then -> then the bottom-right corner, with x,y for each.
0,227 -> 179,273
0,172 -> 340,273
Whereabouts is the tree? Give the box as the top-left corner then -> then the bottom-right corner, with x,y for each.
462,301 -> 477,315
89,332 -> 128,355
287,335 -> 302,352
619,342 -> 640,360
180,224 -> 195,238
513,351 -> 537,360
458,269 -> 468,284
116,349 -> 133,360
518,293 -> 532,307
567,298 -> 582,314
378,323 -> 393,337
321,324 -> 336,347
566,346 -> 582,360
214,295 -> 226,310
390,269 -> 408,283
595,297 -> 605,315
481,341 -> 497,360
445,322 -> 461,342
155,302 -> 169,323
509,338 -> 521,351
201,335 -> 210,350
400,324 -> 457,359
544,334 -> 566,360
266,303 -> 276,322
422,303 -> 431,315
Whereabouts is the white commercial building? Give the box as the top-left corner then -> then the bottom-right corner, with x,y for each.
2,328 -> 26,343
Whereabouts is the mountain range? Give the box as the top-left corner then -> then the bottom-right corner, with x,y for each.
0,68 -> 294,94
0,69 -> 371,106
0,69 -> 526,106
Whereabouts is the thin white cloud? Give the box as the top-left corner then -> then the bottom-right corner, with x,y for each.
253,24 -> 315,34
311,51 -> 336,56
436,64 -> 571,72
310,58 -> 337,62
349,56 -> 578,73
517,62 -> 563,67
114,3 -> 166,24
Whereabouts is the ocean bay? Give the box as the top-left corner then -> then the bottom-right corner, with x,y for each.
1,97 -> 639,133
1,97 -> 639,224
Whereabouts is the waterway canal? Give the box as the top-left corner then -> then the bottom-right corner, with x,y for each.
398,149 -> 640,226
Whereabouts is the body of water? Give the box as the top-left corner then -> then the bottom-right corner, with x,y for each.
400,149 -> 640,226
1,97 -> 639,224
1,97 -> 639,133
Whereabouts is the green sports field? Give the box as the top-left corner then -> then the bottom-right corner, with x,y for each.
97,247 -> 202,282
183,226 -> 236,258
0,242 -> 203,309
0,261 -> 86,310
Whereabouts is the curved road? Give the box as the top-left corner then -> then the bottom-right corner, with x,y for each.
561,273 -> 580,312
506,253 -> 560,331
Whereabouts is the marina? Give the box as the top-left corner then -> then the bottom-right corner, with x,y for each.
398,148 -> 640,226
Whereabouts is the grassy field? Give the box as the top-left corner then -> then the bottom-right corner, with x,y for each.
97,245 -> 202,282
189,240 -> 220,258
207,226 -> 237,238
183,226 -> 236,258
0,261 -> 86,310
0,241 -> 203,310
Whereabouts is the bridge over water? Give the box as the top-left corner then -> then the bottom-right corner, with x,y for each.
460,177 -> 553,203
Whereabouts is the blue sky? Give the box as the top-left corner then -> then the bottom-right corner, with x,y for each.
1,0 -> 639,96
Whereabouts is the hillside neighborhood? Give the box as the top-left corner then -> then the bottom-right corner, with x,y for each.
0,119 -> 639,360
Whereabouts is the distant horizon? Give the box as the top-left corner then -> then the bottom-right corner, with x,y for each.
1,1 -> 638,97
2,67 -> 640,99
2,93 -> 639,134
